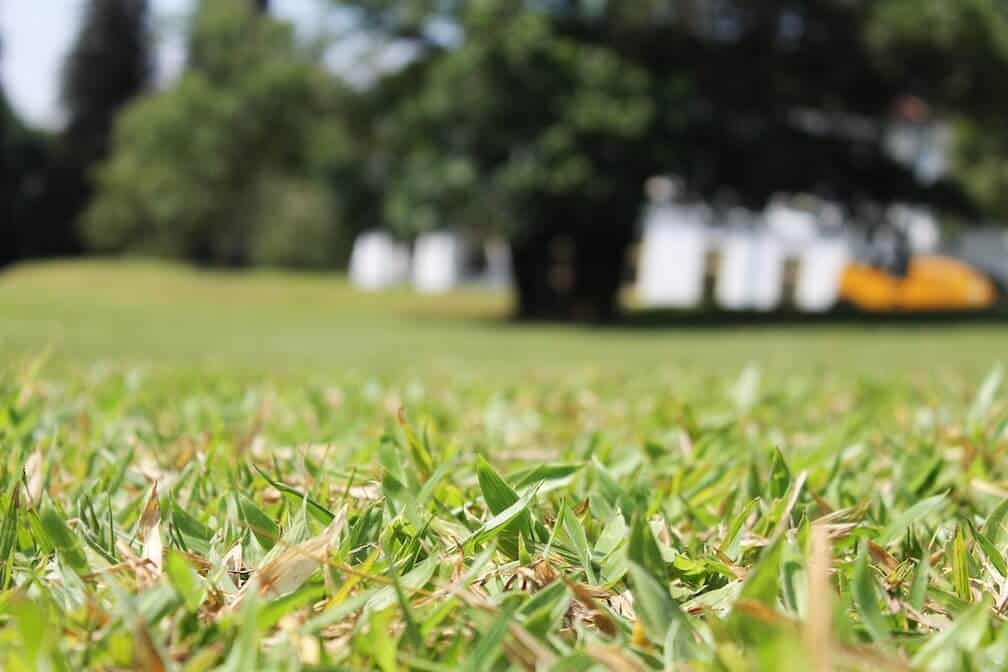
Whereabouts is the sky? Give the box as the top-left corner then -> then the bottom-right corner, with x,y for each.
0,0 -> 330,129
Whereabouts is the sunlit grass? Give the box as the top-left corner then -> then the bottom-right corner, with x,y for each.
0,355 -> 1006,669
1,260 -> 1006,378
1,261 -> 1007,669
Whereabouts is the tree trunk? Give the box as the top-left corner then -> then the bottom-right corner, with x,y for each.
570,228 -> 628,323
511,229 -> 561,320
510,225 -> 629,323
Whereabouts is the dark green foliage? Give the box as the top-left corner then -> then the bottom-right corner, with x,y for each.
343,0 -> 987,319
57,0 -> 153,253
1,95 -> 56,264
62,0 -> 153,169
1,2 -> 152,264
12,0 -> 1008,318
84,0 -> 351,267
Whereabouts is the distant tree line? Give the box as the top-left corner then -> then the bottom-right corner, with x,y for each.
3,0 -> 154,264
4,0 -> 1008,320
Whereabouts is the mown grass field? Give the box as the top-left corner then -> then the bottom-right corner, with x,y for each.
2,260 -> 1007,378
1,260 -> 1008,670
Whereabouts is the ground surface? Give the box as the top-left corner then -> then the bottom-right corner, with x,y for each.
1,261 -> 1007,670
2,260 -> 1007,377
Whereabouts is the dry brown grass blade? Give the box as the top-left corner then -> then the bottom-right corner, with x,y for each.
869,541 -> 900,572
139,483 -> 163,579
227,506 -> 347,613
133,616 -> 168,672
971,478 -> 1008,499
501,638 -> 537,671
805,523 -> 832,672
811,492 -> 836,515
22,450 -> 43,509
137,483 -> 160,541
179,550 -> 212,575
563,577 -> 618,636
222,542 -> 244,575
734,598 -> 796,628
811,496 -> 897,571
584,642 -> 648,672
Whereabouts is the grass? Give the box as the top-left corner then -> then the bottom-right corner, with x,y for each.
2,259 -> 1007,378
1,260 -> 1008,670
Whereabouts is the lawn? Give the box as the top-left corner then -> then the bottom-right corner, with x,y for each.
1,260 -> 1007,379
0,260 -> 1007,670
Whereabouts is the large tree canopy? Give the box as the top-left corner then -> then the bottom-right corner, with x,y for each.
71,0 -> 1008,319
62,0 -> 153,167
1,93 -> 56,265
86,0 -> 351,267
31,0 -> 156,258
865,0 -> 1008,220
338,0 -> 980,319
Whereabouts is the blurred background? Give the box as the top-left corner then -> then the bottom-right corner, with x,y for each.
3,0 -> 1008,332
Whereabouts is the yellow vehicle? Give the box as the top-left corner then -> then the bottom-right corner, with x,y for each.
840,254 -> 998,312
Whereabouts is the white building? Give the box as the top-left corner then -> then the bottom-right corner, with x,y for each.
636,202 -> 709,308
350,230 -> 514,293
794,239 -> 850,312
412,231 -> 462,294
636,190 -> 854,313
716,223 -> 786,311
349,231 -> 410,290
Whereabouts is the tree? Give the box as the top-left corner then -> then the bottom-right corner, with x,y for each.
63,0 -> 152,169
1,49 -> 58,265
0,48 -> 13,263
371,8 -> 658,319
50,0 -> 153,256
344,0 -> 971,320
85,0 -> 350,267
865,0 -> 1008,220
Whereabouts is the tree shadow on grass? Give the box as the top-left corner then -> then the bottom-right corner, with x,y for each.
400,292 -> 1008,331
611,303 -> 1008,331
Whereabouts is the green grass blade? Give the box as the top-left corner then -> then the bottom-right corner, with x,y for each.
39,507 -> 88,576
852,540 -> 889,643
